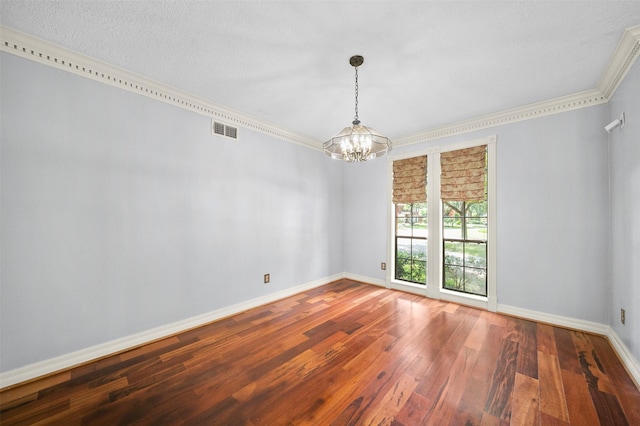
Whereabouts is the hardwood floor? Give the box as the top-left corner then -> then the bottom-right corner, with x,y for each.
1,280 -> 639,425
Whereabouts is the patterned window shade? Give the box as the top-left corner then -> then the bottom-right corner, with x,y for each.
440,145 -> 486,201
393,155 -> 427,204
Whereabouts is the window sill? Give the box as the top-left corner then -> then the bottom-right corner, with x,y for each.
439,288 -> 488,310
389,279 -> 427,296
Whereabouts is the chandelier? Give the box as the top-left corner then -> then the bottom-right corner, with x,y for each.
323,55 -> 392,163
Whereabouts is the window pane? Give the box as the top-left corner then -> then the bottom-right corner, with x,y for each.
413,219 -> 427,238
464,268 -> 487,296
396,204 -> 412,217
464,242 -> 486,268
465,201 -> 487,218
412,238 -> 427,260
444,241 -> 463,265
411,260 -> 426,283
466,217 -> 488,241
444,265 -> 464,291
397,238 -> 411,259
443,218 -> 462,239
412,203 -> 427,217
443,202 -> 463,217
396,219 -> 412,237
396,258 -> 411,281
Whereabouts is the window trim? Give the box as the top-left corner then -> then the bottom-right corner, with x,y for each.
387,135 -> 497,311
387,147 -> 438,296
394,203 -> 428,285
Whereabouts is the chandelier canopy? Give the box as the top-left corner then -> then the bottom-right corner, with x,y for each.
323,55 -> 392,163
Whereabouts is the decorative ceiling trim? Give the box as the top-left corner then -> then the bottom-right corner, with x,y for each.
597,25 -> 640,99
0,26 -> 320,151
394,89 -> 607,147
396,25 -> 640,147
1,25 -> 639,150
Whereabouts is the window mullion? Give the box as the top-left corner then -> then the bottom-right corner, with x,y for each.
426,154 -> 441,299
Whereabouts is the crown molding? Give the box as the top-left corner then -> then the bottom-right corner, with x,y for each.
597,25 -> 640,99
395,25 -> 640,147
395,89 -> 607,147
0,26 -> 320,151
2,25 -> 639,151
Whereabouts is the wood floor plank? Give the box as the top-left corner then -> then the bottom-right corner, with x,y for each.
536,323 -> 558,356
308,335 -> 402,424
464,315 -> 489,351
539,412 -> 571,425
393,391 -> 430,426
510,372 -> 540,426
0,372 -> 70,413
414,312 -> 476,399
302,297 -> 435,424
538,350 -> 570,422
588,334 -> 640,423
561,368 -> 600,425
1,280 -> 639,425
571,331 -> 616,395
422,346 -> 479,424
0,397 -> 69,425
479,411 -> 508,426
451,323 -> 506,426
553,327 -> 582,375
484,339 -> 518,420
515,319 -> 539,379
361,372 -> 419,425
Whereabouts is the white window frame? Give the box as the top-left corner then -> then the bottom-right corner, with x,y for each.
386,135 -> 497,312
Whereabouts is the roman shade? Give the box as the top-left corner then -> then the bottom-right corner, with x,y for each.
393,155 -> 427,204
440,145 -> 486,201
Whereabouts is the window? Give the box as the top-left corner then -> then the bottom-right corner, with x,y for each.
442,200 -> 487,295
392,156 -> 427,285
388,136 -> 495,309
440,144 -> 488,296
395,202 -> 427,284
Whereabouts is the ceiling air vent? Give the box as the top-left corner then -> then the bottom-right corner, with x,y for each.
212,120 -> 238,140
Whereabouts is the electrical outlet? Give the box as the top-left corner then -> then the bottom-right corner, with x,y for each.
621,308 -> 625,325
381,262 -> 386,270
264,273 -> 270,284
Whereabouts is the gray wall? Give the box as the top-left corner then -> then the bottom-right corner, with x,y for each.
1,47 -> 636,375
343,159 -> 388,281
609,59 -> 640,363
0,53 -> 344,372
343,105 -> 611,324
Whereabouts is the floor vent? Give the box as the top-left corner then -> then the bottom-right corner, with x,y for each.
212,121 -> 238,140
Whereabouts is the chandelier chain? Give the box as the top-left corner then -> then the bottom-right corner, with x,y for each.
354,67 -> 359,124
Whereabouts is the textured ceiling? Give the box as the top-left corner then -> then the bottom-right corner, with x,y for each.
2,1 -> 640,143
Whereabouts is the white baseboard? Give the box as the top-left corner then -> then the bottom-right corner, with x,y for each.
497,304 -> 610,335
0,273 -> 343,389
606,327 -> 640,389
344,272 -> 386,288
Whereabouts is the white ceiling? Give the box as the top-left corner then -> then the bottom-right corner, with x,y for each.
2,1 -> 640,143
